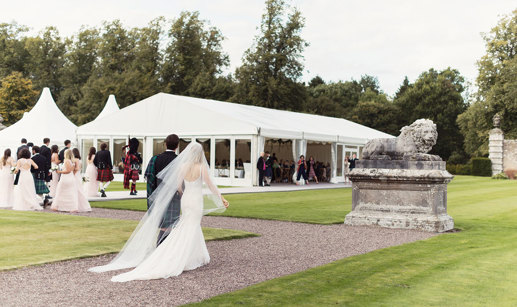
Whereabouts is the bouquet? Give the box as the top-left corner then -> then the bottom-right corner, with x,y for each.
82,176 -> 89,183
51,165 -> 59,172
10,167 -> 16,174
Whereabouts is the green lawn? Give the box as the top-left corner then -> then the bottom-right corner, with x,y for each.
0,210 -> 257,271
192,176 -> 517,306
92,189 -> 349,224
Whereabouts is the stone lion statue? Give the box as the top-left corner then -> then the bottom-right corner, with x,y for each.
362,119 -> 441,161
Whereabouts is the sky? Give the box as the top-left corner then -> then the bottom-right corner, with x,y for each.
1,0 -> 515,96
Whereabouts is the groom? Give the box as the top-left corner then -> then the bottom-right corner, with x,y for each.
144,134 -> 181,246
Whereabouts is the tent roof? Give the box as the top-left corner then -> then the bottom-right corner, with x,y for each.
95,94 -> 120,121
76,93 -> 393,144
0,87 -> 77,150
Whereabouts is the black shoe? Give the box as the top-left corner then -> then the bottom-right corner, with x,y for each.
134,190 -> 138,195
130,191 -> 136,196
43,198 -> 49,208
101,190 -> 107,197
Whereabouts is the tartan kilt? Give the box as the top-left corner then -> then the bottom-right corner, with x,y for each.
34,178 -> 50,194
97,168 -> 114,182
131,170 -> 139,181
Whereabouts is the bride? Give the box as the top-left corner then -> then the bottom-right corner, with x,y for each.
89,142 -> 229,282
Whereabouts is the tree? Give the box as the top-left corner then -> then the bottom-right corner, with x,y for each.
458,9 -> 517,156
58,26 -> 100,120
395,68 -> 467,160
0,22 -> 29,79
24,27 -> 66,97
359,75 -> 380,94
0,71 -> 38,125
233,0 -> 308,110
162,11 -> 228,97
308,75 -> 325,87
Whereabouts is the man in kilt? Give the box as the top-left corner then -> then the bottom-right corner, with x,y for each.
124,138 -> 143,196
94,143 -> 114,198
144,134 -> 181,245
31,146 -> 51,207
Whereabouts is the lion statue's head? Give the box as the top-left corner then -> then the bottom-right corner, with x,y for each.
400,119 -> 438,153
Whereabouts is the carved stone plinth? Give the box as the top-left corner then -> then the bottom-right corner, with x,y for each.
344,160 -> 454,232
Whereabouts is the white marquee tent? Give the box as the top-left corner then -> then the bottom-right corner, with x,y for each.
0,87 -> 77,155
95,95 -> 120,121
77,93 -> 393,186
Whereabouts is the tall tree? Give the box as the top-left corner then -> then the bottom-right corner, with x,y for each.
0,22 -> 29,78
233,0 -> 308,110
0,71 -> 38,125
458,9 -> 517,156
24,27 -> 66,97
162,11 -> 229,98
58,26 -> 100,120
395,68 -> 467,160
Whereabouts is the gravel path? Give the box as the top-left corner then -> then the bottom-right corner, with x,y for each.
0,208 -> 436,306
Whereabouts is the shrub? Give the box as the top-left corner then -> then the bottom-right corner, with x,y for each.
446,164 -> 457,174
492,172 -> 509,180
456,164 -> 472,175
448,151 -> 468,165
471,158 -> 492,177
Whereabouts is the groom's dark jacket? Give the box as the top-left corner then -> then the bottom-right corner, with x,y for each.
146,150 -> 181,229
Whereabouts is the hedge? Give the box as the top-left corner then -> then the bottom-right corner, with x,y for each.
471,158 -> 492,177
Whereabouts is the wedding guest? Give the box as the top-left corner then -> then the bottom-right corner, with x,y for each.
84,147 -> 99,197
256,152 -> 265,186
123,138 -> 143,196
264,152 -> 273,186
344,155 -> 350,183
16,138 -> 28,159
40,138 -> 52,185
49,145 -> 60,197
72,148 -> 91,212
58,139 -> 72,163
27,142 -> 34,156
12,148 -> 41,211
51,149 -> 80,212
308,156 -> 319,184
144,134 -> 181,245
94,143 -> 114,198
296,155 -> 309,185
31,146 -> 51,207
0,149 -> 15,208
348,153 -> 358,171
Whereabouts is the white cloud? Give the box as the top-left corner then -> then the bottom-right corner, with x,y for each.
0,0 -> 515,95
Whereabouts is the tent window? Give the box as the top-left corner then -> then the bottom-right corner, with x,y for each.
153,138 -> 165,156
215,139 -> 230,177
199,138 -> 211,166
337,145 -> 343,177
113,139 -> 127,173
81,139 -> 93,172
179,138 -> 191,152
235,139 -> 251,179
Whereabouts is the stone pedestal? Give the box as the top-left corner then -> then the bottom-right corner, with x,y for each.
489,128 -> 504,175
344,160 -> 454,232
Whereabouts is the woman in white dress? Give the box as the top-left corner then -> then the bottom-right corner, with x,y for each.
49,145 -> 60,198
90,142 -> 229,282
84,147 -> 98,197
72,148 -> 92,212
12,148 -> 42,211
51,149 -> 80,212
0,149 -> 15,208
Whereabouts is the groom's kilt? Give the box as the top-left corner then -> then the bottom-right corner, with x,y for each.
33,177 -> 50,194
97,168 -> 114,182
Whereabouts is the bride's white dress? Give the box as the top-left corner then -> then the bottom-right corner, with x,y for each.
112,173 -> 208,282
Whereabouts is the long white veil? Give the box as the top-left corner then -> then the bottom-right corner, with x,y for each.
89,142 -> 226,273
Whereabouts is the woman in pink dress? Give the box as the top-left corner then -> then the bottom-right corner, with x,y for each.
51,149 -> 80,212
12,149 -> 42,211
49,145 -> 60,198
84,147 -> 99,197
72,148 -> 91,212
307,156 -> 319,184
0,149 -> 15,208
